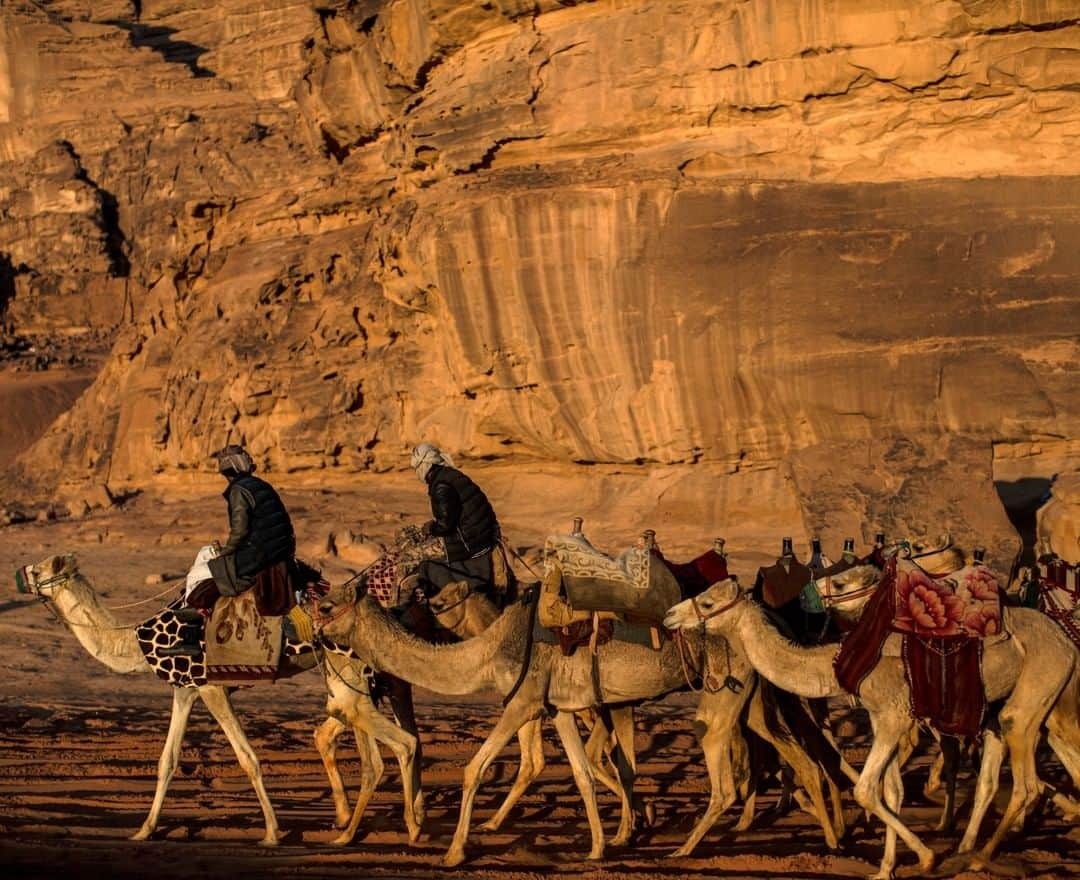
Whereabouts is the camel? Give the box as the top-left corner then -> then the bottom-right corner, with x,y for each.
316,579 -> 850,865
429,576 -> 852,855
428,580 -> 635,833
827,560 -> 1080,857
663,576 -> 1079,879
15,554 -> 423,846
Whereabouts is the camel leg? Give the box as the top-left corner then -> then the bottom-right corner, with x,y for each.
551,709 -> 605,861
879,753 -> 905,877
333,700 -> 423,844
444,699 -> 541,868
314,714 -> 352,829
198,686 -> 281,846
958,729 -> 1005,854
853,712 -> 934,879
974,700 -> 1055,863
609,705 -> 638,846
747,688 -> 838,850
480,719 -> 545,832
583,711 -> 622,795
731,727 -> 759,833
936,735 -> 960,833
387,676 -> 423,813
132,686 -> 199,840
331,731 -> 384,845
671,711 -> 741,856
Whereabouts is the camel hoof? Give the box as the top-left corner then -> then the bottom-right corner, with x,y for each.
478,819 -> 501,833
442,849 -> 466,868
330,832 -> 354,847
610,832 -> 631,847
586,847 -> 604,861
130,826 -> 154,842
643,801 -> 656,827
866,871 -> 894,880
259,833 -> 282,847
668,848 -> 692,859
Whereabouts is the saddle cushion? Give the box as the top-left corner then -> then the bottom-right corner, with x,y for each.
543,534 -> 681,624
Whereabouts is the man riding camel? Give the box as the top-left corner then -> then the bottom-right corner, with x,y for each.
164,445 -> 296,655
401,443 -> 511,606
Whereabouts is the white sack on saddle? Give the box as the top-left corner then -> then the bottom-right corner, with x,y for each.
184,544 -> 221,601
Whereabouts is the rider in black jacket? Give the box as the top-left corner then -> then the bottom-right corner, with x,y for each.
410,443 -> 504,602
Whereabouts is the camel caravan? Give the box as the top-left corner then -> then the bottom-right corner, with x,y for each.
12,442 -> 1080,877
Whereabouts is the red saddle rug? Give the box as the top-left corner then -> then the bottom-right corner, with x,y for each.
834,556 -> 1002,740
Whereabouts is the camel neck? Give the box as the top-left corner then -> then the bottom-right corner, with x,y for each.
356,597 -> 521,695
724,601 -> 840,699
48,577 -> 151,675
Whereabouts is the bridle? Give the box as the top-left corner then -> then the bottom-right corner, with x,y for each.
429,586 -> 473,618
687,588 -> 744,623
673,586 -> 745,694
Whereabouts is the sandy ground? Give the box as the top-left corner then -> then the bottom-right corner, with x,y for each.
0,488 -> 1078,879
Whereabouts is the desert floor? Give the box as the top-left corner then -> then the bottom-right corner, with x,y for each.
0,487 -> 1077,880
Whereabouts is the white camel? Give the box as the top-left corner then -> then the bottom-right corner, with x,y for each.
15,554 -> 423,845
826,559 -> 1080,858
664,576 -> 1079,879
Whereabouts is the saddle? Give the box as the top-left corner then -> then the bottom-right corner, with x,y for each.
540,533 -> 681,624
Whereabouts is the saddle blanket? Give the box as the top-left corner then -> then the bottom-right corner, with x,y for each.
1035,561 -> 1080,649
892,562 -> 1001,638
835,556 -> 1002,740
205,591 -> 283,684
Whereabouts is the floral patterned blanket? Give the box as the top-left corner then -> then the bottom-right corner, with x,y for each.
834,556 -> 1003,739
891,561 -> 1002,638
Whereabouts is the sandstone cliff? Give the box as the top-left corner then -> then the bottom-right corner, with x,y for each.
3,0 -> 1080,567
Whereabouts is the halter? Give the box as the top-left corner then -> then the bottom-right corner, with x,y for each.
816,573 -> 879,609
430,586 -> 473,617
688,589 -> 743,622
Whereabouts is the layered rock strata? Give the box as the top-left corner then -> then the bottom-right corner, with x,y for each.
2,1 -> 1079,569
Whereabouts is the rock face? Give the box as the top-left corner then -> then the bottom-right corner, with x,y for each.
3,0 -> 1080,566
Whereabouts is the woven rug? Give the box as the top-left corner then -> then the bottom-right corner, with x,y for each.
204,591 -> 283,684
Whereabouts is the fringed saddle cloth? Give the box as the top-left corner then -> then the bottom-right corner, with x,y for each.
204,590 -> 284,684
1035,560 -> 1080,649
835,556 -> 1003,740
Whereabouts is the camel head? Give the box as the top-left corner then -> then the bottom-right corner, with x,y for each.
428,580 -> 472,626
663,577 -> 744,632
15,554 -> 80,598
819,564 -> 882,619
903,531 -> 966,576
313,577 -> 366,641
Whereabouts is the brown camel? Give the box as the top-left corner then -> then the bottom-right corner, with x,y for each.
317,579 -> 849,865
428,577 -> 852,855
664,576 -> 1078,879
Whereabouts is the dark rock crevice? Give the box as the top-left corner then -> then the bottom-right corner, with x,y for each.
57,141 -> 130,279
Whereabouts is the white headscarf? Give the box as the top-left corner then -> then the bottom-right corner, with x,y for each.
410,443 -> 454,482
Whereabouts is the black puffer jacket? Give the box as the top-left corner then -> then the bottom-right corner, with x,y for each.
223,474 -> 296,578
425,465 -> 498,562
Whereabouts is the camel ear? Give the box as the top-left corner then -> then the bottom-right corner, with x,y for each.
716,577 -> 740,602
